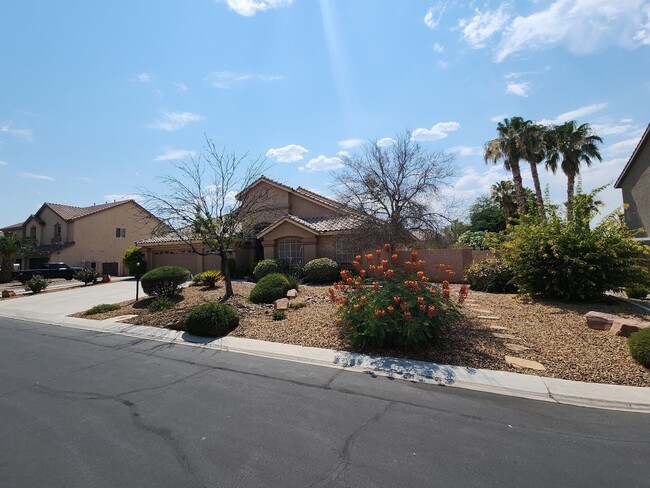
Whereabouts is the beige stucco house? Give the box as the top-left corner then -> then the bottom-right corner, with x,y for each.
615,123 -> 650,242
1,200 -> 161,275
136,176 -> 363,275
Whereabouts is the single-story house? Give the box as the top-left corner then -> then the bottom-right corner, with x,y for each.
136,176 -> 364,275
1,200 -> 162,275
615,123 -> 650,242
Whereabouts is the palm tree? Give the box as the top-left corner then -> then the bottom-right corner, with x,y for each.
0,233 -> 24,283
521,123 -> 549,219
484,116 -> 530,216
490,180 -> 516,224
546,121 -> 602,220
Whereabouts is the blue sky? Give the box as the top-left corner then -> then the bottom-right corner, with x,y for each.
1,0 -> 649,228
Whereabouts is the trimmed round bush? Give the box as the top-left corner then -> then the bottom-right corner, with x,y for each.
625,283 -> 649,299
464,257 -> 516,293
24,274 -> 48,294
186,303 -> 240,337
249,272 -> 291,304
253,259 -> 283,281
303,258 -> 339,284
629,328 -> 650,368
140,266 -> 190,298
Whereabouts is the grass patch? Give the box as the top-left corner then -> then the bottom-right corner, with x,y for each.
83,303 -> 121,316
288,301 -> 307,309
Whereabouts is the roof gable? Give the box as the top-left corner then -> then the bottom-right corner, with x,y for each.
615,123 -> 650,188
43,200 -> 133,221
238,176 -> 343,213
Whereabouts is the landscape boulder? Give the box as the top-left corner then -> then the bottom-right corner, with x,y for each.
1,290 -> 16,298
609,318 -> 650,338
584,311 -> 616,331
274,298 -> 289,310
286,289 -> 298,299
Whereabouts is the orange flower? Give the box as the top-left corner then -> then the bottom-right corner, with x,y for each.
442,280 -> 450,289
428,305 -> 436,318
381,259 -> 389,268
419,304 -> 426,312
366,253 -> 374,262
442,289 -> 450,299
417,296 -> 424,304
336,317 -> 344,325
400,301 -> 408,311
384,269 -> 394,279
373,281 -> 379,291
355,255 -> 362,262
374,309 -> 385,317
340,270 -> 349,279
360,295 -> 367,303
417,270 -> 424,278
411,250 -> 418,262
353,303 -> 361,311
436,263 -> 445,270
359,269 -> 367,278
387,305 -> 395,314
352,260 -> 360,268
393,296 -> 401,303
417,259 -> 425,270
375,249 -> 382,259
404,311 -> 412,319
391,253 -> 399,263
384,243 -> 391,252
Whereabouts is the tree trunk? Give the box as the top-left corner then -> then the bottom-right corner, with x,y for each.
510,161 -> 528,216
566,172 -> 575,221
220,251 -> 233,299
529,162 -> 546,220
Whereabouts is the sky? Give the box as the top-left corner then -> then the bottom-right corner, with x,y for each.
1,0 -> 649,228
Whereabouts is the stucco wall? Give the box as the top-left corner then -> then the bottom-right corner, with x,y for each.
620,141 -> 650,238
289,193 -> 335,219
243,182 -> 290,226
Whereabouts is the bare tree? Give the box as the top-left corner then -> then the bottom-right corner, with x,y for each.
141,137 -> 269,299
332,131 -> 457,249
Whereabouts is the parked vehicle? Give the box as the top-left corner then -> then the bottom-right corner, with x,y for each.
12,262 -> 84,283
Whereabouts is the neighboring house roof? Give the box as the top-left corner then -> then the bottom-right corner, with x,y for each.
0,222 -> 24,233
44,200 -> 134,221
256,214 -> 364,238
615,123 -> 650,189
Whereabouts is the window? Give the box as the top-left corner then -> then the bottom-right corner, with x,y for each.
30,226 -> 36,238
53,223 -> 61,239
115,227 -> 126,238
277,238 -> 303,268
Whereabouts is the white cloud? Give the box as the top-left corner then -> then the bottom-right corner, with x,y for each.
104,193 -> 143,203
175,82 -> 188,92
266,144 -> 309,163
432,43 -> 445,53
450,165 -> 507,200
424,3 -> 445,29
496,0 -> 650,62
337,150 -> 350,158
338,138 -> 364,148
19,172 -> 53,181
449,146 -> 482,157
136,73 -> 150,83
411,121 -> 461,141
377,137 -> 396,147
223,0 -> 293,16
491,114 -> 507,123
591,123 -> 636,137
148,110 -> 202,131
154,148 -> 197,161
207,71 -> 282,88
0,122 -> 33,140
0,160 -> 7,165
459,5 -> 510,48
506,81 -> 530,97
608,137 -> 640,154
538,103 -> 609,125
305,155 -> 344,172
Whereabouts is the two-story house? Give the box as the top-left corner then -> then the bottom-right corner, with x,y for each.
1,200 -> 162,275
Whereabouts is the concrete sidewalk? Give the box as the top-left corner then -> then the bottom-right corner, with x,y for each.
1,281 -> 649,412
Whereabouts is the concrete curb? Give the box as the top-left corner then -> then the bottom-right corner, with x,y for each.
2,309 -> 650,413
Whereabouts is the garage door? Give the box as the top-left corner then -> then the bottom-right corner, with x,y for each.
152,251 -> 199,274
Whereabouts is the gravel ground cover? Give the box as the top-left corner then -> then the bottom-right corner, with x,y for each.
73,282 -> 650,386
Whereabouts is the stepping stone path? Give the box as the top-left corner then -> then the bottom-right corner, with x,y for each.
505,356 -> 546,371
504,343 -> 530,353
477,315 -> 500,320
488,325 -> 509,331
469,308 -> 495,314
492,332 -> 518,340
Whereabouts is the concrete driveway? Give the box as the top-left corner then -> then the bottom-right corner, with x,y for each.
0,279 -> 142,317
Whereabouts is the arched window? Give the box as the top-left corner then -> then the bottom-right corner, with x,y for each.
277,238 -> 303,268
53,223 -> 61,239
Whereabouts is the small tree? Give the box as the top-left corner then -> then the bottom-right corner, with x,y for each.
121,245 -> 146,276
141,137 -> 270,299
0,234 -> 39,283
332,131 -> 457,249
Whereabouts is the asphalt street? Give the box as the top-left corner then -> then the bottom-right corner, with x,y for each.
1,316 -> 648,488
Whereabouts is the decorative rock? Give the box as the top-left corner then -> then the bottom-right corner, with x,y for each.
1,290 -> 16,298
492,332 -> 518,340
505,343 -> 530,353
274,298 -> 289,310
489,325 -> 509,331
470,308 -> 495,314
609,318 -> 650,338
584,311 -> 616,331
101,274 -> 111,283
477,315 -> 500,320
286,289 -> 298,299
505,356 -> 546,371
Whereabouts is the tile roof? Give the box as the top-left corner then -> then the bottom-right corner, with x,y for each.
46,200 -> 133,221
294,187 -> 344,210
136,229 -> 194,245
257,213 -> 364,237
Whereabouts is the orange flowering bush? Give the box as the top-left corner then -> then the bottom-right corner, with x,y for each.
329,245 -> 464,350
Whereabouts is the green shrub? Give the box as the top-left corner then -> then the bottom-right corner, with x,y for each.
193,269 -> 223,288
122,245 -> 147,276
464,257 -> 516,293
84,303 -> 120,315
272,310 -> 286,321
140,266 -> 190,298
24,274 -> 48,294
186,303 -> 240,337
249,273 -> 291,304
148,296 -> 176,312
303,258 -> 339,284
330,247 -> 462,350
501,191 -> 649,301
625,283 -> 649,299
253,259 -> 283,281
289,301 -> 307,309
284,269 -> 303,290
74,268 -> 101,286
629,328 -> 650,368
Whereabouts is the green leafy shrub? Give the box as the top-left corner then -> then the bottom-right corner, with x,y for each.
140,266 -> 190,298
186,303 -> 240,337
284,268 -> 303,290
629,328 -> 650,368
74,268 -> 101,286
464,257 -> 516,293
83,303 -> 120,315
24,274 -> 48,294
303,258 -> 339,284
253,259 -> 284,281
625,283 -> 649,299
501,191 -> 649,301
330,247 -> 464,350
272,310 -> 286,320
122,245 -> 147,276
249,273 -> 291,304
193,269 -> 223,288
148,296 -> 176,312
289,301 -> 307,309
